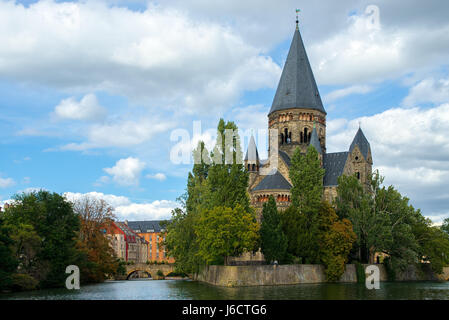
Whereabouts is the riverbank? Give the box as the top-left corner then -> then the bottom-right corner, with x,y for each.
195,264 -> 449,287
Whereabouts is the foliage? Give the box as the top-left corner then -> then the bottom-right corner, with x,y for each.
0,216 -> 18,290
72,196 -> 119,282
289,145 -> 325,214
156,270 -> 164,277
336,170 -> 449,275
260,196 -> 287,264
442,218 -> 449,235
165,119 -> 258,272
196,205 -> 259,265
317,202 -> 356,282
355,262 -> 366,283
10,273 -> 39,291
3,191 -> 81,288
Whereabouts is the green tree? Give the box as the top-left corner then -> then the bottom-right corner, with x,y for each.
442,218 -> 449,235
260,196 -> 287,264
0,216 -> 18,290
3,191 -> 81,288
317,202 -> 356,281
289,145 -> 325,214
196,205 -> 259,265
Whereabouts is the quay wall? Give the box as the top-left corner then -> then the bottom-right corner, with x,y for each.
194,264 -> 449,287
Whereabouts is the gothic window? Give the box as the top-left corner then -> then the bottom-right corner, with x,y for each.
252,164 -> 256,171
304,128 -> 308,143
284,128 -> 289,144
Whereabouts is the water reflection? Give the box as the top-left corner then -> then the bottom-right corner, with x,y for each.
1,279 -> 449,300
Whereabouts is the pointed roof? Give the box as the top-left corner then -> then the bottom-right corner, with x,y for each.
309,126 -> 322,154
323,152 -> 349,186
349,128 -> 371,159
269,28 -> 326,115
245,135 -> 259,162
253,170 -> 292,191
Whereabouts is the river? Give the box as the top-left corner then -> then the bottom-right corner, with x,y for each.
1,279 -> 449,300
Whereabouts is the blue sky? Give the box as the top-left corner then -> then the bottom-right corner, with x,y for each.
1,0 -> 449,223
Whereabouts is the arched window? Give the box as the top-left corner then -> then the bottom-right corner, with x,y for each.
280,133 -> 284,145
252,164 -> 256,172
304,128 -> 308,143
356,172 -> 360,180
248,164 -> 250,171
308,132 -> 311,142
284,128 -> 289,144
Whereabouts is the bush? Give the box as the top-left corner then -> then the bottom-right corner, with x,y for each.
157,270 -> 164,277
355,262 -> 366,284
10,274 -> 38,291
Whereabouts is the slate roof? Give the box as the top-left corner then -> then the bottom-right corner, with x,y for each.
245,135 -> 259,161
349,128 -> 371,159
126,220 -> 169,233
253,170 -> 292,191
309,126 -> 322,154
269,28 -> 326,115
279,150 -> 291,167
323,152 -> 349,186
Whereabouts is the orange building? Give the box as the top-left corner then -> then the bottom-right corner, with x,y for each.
127,220 -> 174,264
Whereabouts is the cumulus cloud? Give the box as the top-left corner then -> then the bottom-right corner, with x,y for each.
327,103 -> 449,222
64,191 -> 176,220
0,0 -> 280,112
0,176 -> 15,188
146,173 -> 167,181
53,94 -> 107,121
309,7 -> 449,85
60,117 -> 175,150
324,85 -> 374,103
402,77 -> 449,107
103,157 -> 146,186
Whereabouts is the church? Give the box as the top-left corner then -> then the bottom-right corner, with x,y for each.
244,23 -> 373,213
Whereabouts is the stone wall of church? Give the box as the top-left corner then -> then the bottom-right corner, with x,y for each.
343,145 -> 373,189
268,108 -> 326,158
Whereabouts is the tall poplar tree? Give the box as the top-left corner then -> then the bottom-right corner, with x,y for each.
260,196 -> 287,264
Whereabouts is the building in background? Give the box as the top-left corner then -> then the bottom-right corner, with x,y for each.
127,220 -> 174,264
105,220 -> 148,263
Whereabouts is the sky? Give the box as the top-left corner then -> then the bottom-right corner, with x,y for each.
1,0 -> 449,223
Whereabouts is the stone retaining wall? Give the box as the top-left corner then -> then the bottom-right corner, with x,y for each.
195,264 -> 449,287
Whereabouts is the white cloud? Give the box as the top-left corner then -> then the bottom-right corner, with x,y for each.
0,176 -> 15,188
0,0 -> 280,112
115,200 -> 176,221
54,94 -> 107,121
402,77 -> 449,107
146,173 -> 166,181
309,9 -> 449,85
60,117 -> 175,150
324,85 -> 374,103
103,157 -> 146,186
63,191 -> 176,220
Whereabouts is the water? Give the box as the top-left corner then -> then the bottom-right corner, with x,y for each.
2,279 -> 449,300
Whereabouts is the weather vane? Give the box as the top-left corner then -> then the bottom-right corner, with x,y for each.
296,9 -> 301,29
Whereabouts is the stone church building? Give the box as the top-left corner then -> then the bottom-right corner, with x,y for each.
244,25 -> 373,213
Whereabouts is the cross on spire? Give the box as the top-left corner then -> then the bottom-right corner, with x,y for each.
296,9 -> 301,29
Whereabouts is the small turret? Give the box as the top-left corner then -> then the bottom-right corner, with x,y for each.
245,135 -> 260,188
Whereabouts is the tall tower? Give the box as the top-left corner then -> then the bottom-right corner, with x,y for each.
268,25 -> 327,158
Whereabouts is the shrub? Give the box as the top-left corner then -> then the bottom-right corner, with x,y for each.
10,274 -> 38,291
156,270 -> 164,277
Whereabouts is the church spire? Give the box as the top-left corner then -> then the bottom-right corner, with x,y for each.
269,21 -> 326,115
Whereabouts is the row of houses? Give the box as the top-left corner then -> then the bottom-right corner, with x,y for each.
105,220 -> 174,264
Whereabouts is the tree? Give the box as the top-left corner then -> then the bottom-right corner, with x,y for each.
0,216 -> 18,290
260,196 -> 287,264
195,205 -> 259,265
317,202 -> 356,281
72,196 -> 118,282
335,172 -> 392,263
442,218 -> 449,236
3,190 -> 81,288
289,145 -> 325,215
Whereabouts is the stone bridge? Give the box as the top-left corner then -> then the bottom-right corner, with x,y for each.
126,263 -> 175,280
